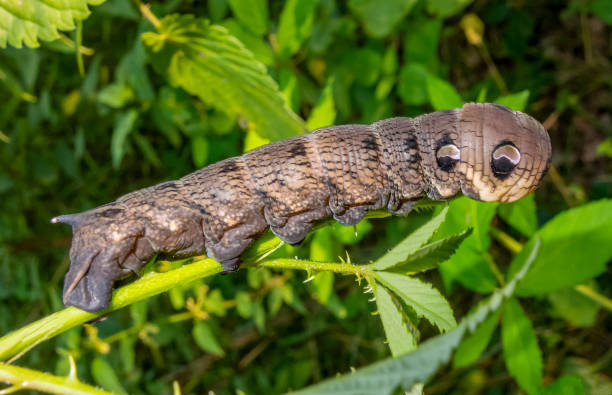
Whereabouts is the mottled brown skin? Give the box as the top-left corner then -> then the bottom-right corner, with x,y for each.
52,103 -> 551,312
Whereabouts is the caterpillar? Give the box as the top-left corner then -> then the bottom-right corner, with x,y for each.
52,103 -> 551,312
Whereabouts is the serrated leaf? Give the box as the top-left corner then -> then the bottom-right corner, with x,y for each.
453,308 -> 500,367
502,298 -> 543,395
192,320 -> 225,357
386,229 -> 472,274
277,0 -> 318,59
373,282 -> 418,357
509,199 -> 612,296
376,272 -> 456,333
290,238 -> 540,395
142,15 -> 305,141
372,206 -> 448,270
306,77 -> 336,130
0,0 -> 105,48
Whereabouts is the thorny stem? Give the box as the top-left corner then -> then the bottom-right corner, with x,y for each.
490,228 -> 612,313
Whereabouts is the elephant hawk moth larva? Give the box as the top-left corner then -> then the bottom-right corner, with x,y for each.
52,103 -> 551,312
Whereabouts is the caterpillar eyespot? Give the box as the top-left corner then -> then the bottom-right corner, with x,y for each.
52,102 -> 551,313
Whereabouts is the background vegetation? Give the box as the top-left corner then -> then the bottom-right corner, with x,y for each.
0,0 -> 611,394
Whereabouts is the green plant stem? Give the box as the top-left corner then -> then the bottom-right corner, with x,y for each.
0,258 -> 224,363
0,363 -> 116,395
490,227 -> 612,313
489,227 -> 522,254
574,285 -> 612,313
253,258 -> 370,277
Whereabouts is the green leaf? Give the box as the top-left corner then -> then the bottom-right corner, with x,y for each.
228,0 -> 268,35
111,109 -> 138,169
495,90 -> 530,112
403,18 -> 442,67
438,197 -> 499,293
372,206 -> 448,270
398,63 -> 429,105
97,82 -> 134,109
191,136 -> 209,168
547,287 -> 599,327
91,356 -> 128,394
312,271 -> 334,304
192,320 -> 225,356
142,15 -> 305,141
348,0 -> 418,38
221,18 -> 274,65
509,199 -> 612,296
306,77 -> 336,130
426,0 -> 474,18
543,376 -> 585,395
497,194 -> 537,236
290,239 -> 540,395
389,229 -> 472,274
376,272 -> 456,333
277,0 -> 319,59
426,74 -> 463,110
0,0 -> 105,48
373,282 -> 417,357
591,0 -> 612,25
453,308 -> 500,367
502,298 -> 543,395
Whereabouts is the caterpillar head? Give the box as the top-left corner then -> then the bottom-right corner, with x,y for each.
424,102 -> 551,202
52,205 -> 152,312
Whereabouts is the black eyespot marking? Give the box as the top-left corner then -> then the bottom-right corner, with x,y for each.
435,135 -> 460,172
491,141 -> 521,180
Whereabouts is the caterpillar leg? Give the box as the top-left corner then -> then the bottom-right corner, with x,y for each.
333,206 -> 369,226
270,206 -> 330,245
206,210 -> 267,271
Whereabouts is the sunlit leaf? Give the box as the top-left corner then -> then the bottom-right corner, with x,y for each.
228,0 -> 268,35
277,0 -> 318,59
376,272 -> 456,333
509,199 -> 612,295
306,77 -> 336,130
502,298 -> 543,395
372,206 -> 448,270
495,90 -> 530,112
497,194 -> 537,237
373,282 -> 417,357
0,0 -> 105,48
291,239 -> 539,395
142,15 -> 305,141
426,74 -> 463,111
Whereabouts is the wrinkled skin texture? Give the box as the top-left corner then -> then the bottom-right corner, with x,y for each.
53,103 -> 551,312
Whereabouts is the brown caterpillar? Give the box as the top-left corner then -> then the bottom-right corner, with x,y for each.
52,103 -> 551,312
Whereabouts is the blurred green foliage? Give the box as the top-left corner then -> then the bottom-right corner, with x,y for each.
1,0 -> 612,394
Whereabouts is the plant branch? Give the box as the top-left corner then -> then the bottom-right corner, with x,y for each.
0,363 -> 116,395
